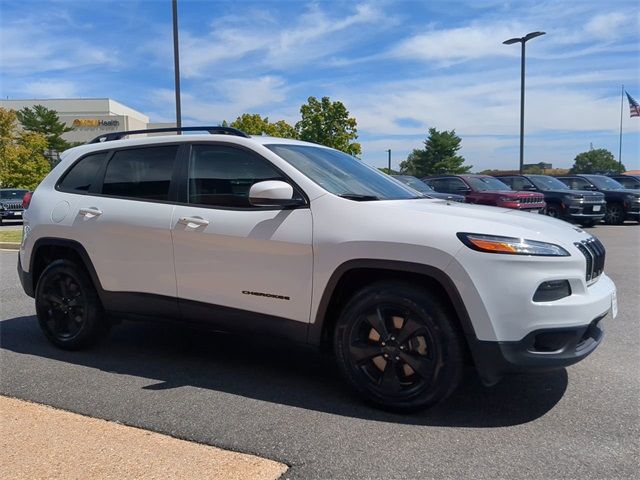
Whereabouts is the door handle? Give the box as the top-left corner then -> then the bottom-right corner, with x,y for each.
79,207 -> 102,217
178,216 -> 210,227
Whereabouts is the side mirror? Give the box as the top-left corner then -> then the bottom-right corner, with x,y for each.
456,186 -> 471,193
249,180 -> 304,207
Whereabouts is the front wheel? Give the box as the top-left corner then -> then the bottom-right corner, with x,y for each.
334,282 -> 464,411
545,203 -> 561,218
604,203 -> 624,225
35,259 -> 110,350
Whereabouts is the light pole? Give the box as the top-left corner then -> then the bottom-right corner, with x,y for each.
386,149 -> 391,172
172,0 -> 182,132
503,31 -> 545,173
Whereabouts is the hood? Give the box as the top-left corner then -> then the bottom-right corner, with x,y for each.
476,190 -> 543,198
364,198 -> 590,247
546,189 -> 604,198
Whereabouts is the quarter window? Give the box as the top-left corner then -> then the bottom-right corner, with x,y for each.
58,152 -> 107,193
102,146 -> 177,200
188,145 -> 286,207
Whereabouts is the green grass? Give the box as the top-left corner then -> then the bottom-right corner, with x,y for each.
0,230 -> 22,243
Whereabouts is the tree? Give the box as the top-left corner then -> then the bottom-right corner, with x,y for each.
296,96 -> 361,156
228,113 -> 298,138
570,148 -> 625,174
399,128 -> 471,177
15,104 -> 73,153
0,108 -> 50,189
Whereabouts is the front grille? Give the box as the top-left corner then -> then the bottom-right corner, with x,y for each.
582,196 -> 604,204
2,202 -> 22,210
518,196 -> 542,204
574,237 -> 606,282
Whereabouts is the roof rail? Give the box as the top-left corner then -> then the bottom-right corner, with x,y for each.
87,126 -> 250,144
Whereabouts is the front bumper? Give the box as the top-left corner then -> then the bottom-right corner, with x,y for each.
0,209 -> 23,219
564,201 -> 606,220
469,314 -> 606,385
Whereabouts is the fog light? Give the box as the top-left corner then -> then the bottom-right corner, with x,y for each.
533,280 -> 571,302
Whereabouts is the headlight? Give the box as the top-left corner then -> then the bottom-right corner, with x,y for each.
500,196 -> 515,202
457,233 -> 570,256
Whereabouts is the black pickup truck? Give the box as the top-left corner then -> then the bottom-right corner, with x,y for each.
556,174 -> 640,225
496,174 -> 606,227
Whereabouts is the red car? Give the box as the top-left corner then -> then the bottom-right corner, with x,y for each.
423,175 -> 546,212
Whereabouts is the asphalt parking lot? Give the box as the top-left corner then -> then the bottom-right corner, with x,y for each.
1,223 -> 638,479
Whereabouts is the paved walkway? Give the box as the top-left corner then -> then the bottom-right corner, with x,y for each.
1,396 -> 287,480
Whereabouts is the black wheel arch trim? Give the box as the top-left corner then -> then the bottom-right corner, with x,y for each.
308,259 -> 477,345
27,238 -> 106,301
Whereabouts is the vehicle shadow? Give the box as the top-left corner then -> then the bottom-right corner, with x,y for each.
1,315 -> 568,428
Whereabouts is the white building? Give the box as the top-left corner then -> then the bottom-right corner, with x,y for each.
0,98 -> 164,144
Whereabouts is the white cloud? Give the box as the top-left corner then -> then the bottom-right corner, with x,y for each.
22,80 -> 78,98
0,24 -> 116,74
585,12 -> 635,39
390,23 -> 523,62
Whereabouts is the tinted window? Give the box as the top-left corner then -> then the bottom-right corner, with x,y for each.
508,177 -> 535,191
585,175 -> 623,190
466,176 -> 511,191
569,178 -> 591,190
392,175 -> 434,193
614,176 -> 639,189
102,146 -> 177,200
429,178 -> 467,193
0,189 -> 28,199
188,145 -> 285,207
58,152 -> 107,193
527,175 -> 569,191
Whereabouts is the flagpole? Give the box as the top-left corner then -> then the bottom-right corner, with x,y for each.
619,84 -> 623,165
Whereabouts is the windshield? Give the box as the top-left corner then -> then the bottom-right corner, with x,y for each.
465,176 -> 511,191
0,189 -> 27,200
527,175 -> 569,191
392,175 -> 434,193
265,145 -> 420,200
585,175 -> 624,190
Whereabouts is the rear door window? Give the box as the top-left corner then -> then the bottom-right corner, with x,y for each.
101,146 -> 178,201
58,152 -> 108,193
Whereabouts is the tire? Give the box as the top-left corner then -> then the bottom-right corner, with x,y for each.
35,259 -> 109,350
604,203 -> 624,225
545,203 -> 562,219
333,282 -> 464,412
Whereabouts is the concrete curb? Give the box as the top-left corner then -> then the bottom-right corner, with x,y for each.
0,242 -> 20,250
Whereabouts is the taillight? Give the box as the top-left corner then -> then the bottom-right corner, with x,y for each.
22,191 -> 32,209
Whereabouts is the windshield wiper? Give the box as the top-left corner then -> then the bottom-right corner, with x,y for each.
339,193 -> 379,201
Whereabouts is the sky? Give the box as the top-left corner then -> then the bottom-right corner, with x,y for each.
1,0 -> 639,171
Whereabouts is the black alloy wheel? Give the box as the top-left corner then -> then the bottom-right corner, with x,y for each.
604,203 -> 624,225
334,282 -> 464,411
35,260 -> 109,349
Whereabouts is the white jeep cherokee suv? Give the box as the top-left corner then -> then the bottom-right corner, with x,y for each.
18,126 -> 617,411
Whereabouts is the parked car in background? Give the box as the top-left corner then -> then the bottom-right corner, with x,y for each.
423,174 -> 545,212
608,174 -> 640,190
0,188 -> 28,224
391,175 -> 465,202
556,174 -> 640,225
496,174 -> 605,227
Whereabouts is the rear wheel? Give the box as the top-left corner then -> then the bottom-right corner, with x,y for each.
334,282 -> 464,411
35,259 -> 109,350
604,203 -> 624,225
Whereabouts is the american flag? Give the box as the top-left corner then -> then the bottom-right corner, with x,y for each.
627,91 -> 640,118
